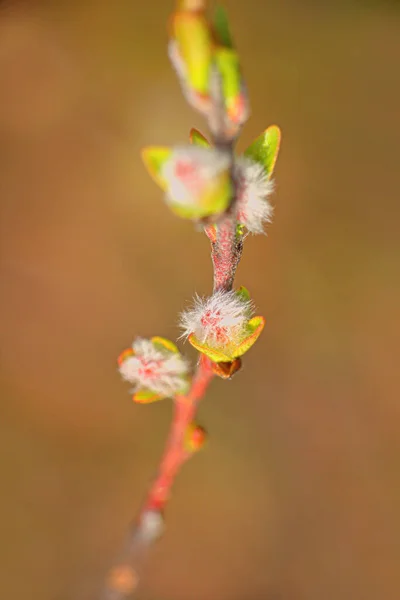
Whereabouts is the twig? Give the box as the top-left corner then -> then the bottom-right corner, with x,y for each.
143,354 -> 214,514
102,122 -> 240,600
102,355 -> 214,600
98,0 -> 280,596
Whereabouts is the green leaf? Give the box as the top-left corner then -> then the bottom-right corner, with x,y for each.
214,47 -> 241,109
234,315 -> 265,358
117,347 -> 134,366
151,336 -> 179,354
244,125 -> 281,178
141,146 -> 172,190
189,128 -> 211,148
236,286 -> 251,303
213,5 -> 233,49
188,334 -> 233,363
133,389 -> 164,404
173,12 -> 213,94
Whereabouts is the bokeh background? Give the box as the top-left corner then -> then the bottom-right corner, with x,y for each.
1,1 -> 399,599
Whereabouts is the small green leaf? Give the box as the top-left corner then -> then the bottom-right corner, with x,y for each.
214,47 -> 241,110
173,12 -> 213,94
141,146 -> 172,190
188,334 -> 233,363
244,125 -> 281,178
189,128 -> 211,148
234,315 -> 265,357
151,336 -> 179,354
213,5 -> 233,49
117,347 -> 135,366
133,389 -> 164,404
236,286 -> 251,303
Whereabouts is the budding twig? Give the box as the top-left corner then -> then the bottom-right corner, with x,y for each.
102,356 -> 214,600
143,354 -> 214,514
99,0 -> 281,597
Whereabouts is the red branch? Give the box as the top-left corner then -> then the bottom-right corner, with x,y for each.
144,354 -> 214,513
100,1 -> 244,595
209,216 -> 243,293
102,355 -> 215,600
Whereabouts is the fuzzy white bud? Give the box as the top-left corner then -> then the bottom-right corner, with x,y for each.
162,146 -> 230,209
235,156 -> 274,234
179,290 -> 254,349
118,338 -> 190,397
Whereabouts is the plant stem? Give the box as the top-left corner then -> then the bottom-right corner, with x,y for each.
101,355 -> 214,600
101,2 -> 245,596
211,214 -> 243,292
144,354 -> 214,513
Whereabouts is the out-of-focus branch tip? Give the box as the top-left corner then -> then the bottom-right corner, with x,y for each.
106,565 -> 138,597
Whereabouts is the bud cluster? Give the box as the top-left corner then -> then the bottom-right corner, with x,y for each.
107,3 -> 282,598
119,3 -> 281,401
116,0 -> 281,498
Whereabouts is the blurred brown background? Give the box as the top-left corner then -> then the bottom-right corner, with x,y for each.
0,1 -> 399,599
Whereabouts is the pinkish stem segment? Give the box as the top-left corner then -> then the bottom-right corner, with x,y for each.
209,215 -> 243,293
101,2 -> 245,596
102,355 -> 214,600
144,354 -> 214,513
102,222 -> 241,600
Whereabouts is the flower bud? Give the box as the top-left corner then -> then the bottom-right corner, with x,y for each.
211,357 -> 242,379
118,337 -> 190,402
184,422 -> 207,452
180,288 -> 265,362
171,10 -> 213,97
187,125 -> 281,234
212,5 -> 250,132
168,5 -> 214,115
142,145 -> 233,220
214,46 -> 249,127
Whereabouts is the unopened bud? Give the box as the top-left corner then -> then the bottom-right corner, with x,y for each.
212,357 -> 242,379
118,337 -> 190,401
170,9 -> 213,100
184,422 -> 207,452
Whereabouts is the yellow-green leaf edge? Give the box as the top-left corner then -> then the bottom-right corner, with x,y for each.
244,125 -> 281,178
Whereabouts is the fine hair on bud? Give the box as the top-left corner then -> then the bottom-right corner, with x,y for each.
179,289 -> 254,347
235,156 -> 275,234
118,338 -> 190,397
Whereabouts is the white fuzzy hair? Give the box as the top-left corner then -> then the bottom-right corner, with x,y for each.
179,290 -> 254,348
162,146 -> 230,207
235,156 -> 275,234
118,338 -> 189,397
